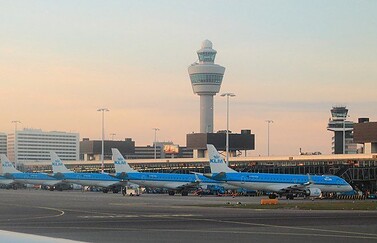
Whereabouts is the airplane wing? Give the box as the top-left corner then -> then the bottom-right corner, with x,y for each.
113,172 -> 128,180
266,174 -> 313,194
202,172 -> 227,181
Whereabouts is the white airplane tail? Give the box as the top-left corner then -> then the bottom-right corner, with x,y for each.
206,144 -> 237,174
0,154 -> 20,173
50,152 -> 74,174
112,148 -> 138,173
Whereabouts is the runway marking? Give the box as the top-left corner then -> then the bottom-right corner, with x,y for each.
192,217 -> 377,238
78,214 -> 198,219
72,211 -> 377,240
60,208 -> 117,216
0,203 -> 64,222
2,226 -> 377,240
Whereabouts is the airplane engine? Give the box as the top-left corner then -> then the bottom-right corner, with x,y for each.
305,188 -> 321,197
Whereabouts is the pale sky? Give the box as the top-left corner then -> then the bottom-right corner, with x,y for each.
1,1 -> 376,156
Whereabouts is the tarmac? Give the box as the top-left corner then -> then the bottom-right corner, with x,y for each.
0,189 -> 377,243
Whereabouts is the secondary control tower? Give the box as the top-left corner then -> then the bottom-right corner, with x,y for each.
327,106 -> 356,154
188,40 -> 225,133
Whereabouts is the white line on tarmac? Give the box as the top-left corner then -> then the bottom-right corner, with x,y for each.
3,226 -> 377,240
192,217 -> 377,238
0,204 -> 65,222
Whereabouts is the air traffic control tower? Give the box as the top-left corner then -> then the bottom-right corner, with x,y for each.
188,40 -> 225,133
327,106 -> 357,154
187,40 -> 255,158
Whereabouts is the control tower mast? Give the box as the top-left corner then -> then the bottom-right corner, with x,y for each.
188,40 -> 225,133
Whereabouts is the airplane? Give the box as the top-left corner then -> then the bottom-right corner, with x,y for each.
50,151 -> 125,193
0,175 -> 14,187
205,144 -> 354,199
112,148 -> 238,196
0,154 -> 65,190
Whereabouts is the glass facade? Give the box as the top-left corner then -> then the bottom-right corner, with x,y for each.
330,107 -> 348,120
190,73 -> 223,84
198,52 -> 216,62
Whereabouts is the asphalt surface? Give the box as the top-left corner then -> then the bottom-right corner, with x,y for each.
0,189 -> 377,243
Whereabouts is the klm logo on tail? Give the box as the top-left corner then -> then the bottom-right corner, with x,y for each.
114,158 -> 126,165
2,162 -> 13,167
210,155 -> 224,164
52,159 -> 63,167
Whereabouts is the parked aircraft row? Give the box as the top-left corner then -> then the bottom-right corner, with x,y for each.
205,145 -> 353,199
0,145 -> 353,199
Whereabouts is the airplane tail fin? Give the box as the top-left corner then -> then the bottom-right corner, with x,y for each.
206,144 -> 236,174
0,154 -> 20,173
111,148 -> 138,173
50,152 -> 74,174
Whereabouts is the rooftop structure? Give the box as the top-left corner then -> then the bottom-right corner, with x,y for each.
354,119 -> 377,153
80,138 -> 193,161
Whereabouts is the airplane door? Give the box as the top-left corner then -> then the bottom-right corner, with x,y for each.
141,175 -> 146,183
241,176 -> 245,184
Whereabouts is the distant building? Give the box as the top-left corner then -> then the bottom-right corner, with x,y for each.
80,138 -> 193,161
7,129 -> 79,164
327,106 -> 357,154
353,118 -> 377,154
0,133 -> 6,155
186,129 -> 255,158
80,138 -> 135,161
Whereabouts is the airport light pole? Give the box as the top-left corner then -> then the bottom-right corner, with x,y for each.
11,120 -> 21,169
266,120 -> 274,156
221,93 -> 235,166
153,128 -> 160,159
97,108 -> 109,173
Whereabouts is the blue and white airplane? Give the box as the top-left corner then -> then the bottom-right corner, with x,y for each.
1,154 -> 64,189
205,144 -> 354,199
0,175 -> 14,187
112,148 -> 238,196
50,151 -> 125,193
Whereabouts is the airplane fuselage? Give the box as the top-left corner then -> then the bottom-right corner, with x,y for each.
4,173 -> 62,186
118,172 -> 237,191
216,173 -> 353,193
0,176 -> 13,185
57,173 -> 123,188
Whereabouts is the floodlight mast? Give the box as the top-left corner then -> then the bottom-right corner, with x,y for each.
97,108 -> 109,173
221,93 -> 236,166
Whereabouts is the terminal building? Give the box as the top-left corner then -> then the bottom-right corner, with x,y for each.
80,138 -> 193,161
7,129 -> 79,166
20,121 -> 377,194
